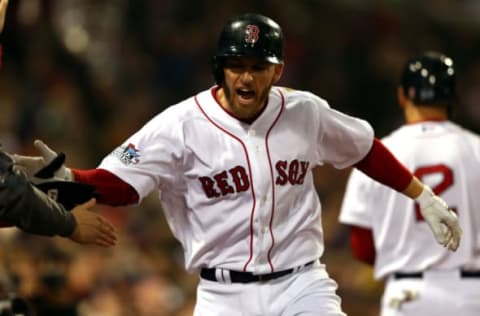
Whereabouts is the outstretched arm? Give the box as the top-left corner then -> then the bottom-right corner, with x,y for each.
13,140 -> 139,206
0,151 -> 117,246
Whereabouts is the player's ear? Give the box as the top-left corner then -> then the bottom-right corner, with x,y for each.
272,63 -> 284,83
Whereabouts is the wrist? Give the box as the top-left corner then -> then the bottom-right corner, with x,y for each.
64,167 -> 73,181
57,167 -> 73,181
59,210 -> 77,237
415,185 -> 434,208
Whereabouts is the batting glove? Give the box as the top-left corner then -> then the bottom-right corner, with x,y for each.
13,140 -> 73,184
416,185 -> 462,251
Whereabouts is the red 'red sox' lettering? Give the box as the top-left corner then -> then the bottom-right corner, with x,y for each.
198,176 -> 220,198
275,160 -> 310,185
230,165 -> 249,192
199,160 -> 310,198
199,165 -> 250,198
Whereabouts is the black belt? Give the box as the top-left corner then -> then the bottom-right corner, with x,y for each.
200,260 -> 316,283
394,270 -> 480,280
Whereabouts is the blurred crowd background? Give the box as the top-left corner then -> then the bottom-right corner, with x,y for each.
1,0 -> 480,315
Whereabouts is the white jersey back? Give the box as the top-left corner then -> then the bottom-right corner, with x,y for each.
340,121 -> 480,279
99,86 -> 373,273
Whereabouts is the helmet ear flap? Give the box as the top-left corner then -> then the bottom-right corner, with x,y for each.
211,56 -> 225,85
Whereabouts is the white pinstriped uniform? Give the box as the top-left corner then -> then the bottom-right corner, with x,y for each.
340,121 -> 480,316
99,86 -> 374,315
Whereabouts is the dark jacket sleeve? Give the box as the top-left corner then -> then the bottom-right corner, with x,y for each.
0,151 -> 77,237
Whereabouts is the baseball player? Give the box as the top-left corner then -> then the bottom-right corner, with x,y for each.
339,51 -> 480,316
14,14 -> 461,315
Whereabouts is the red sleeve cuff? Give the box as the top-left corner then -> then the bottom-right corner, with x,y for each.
72,168 -> 139,206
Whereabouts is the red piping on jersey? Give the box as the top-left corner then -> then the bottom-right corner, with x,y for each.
194,94 -> 257,272
265,89 -> 285,272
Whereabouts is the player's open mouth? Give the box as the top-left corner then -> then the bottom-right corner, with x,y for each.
236,89 -> 256,103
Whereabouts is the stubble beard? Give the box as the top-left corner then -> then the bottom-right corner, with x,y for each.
223,83 -> 272,120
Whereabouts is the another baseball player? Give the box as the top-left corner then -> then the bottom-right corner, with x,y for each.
339,51 -> 479,316
14,14 -> 461,315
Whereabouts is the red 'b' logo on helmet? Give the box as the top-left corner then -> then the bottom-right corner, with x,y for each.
245,24 -> 260,46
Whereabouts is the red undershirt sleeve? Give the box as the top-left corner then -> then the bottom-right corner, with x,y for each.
71,168 -> 139,206
355,138 -> 413,192
350,225 -> 375,265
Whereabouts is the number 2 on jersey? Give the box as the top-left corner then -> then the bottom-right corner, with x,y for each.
414,164 -> 456,221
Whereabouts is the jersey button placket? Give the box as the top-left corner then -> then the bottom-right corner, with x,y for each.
246,127 -> 272,273
254,213 -> 271,270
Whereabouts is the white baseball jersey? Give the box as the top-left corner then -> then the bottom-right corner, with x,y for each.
340,121 -> 480,279
99,86 -> 374,273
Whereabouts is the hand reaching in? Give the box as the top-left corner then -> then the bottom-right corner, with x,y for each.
69,198 -> 118,247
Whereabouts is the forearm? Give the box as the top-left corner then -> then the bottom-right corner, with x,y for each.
16,186 -> 77,236
0,168 -> 76,236
71,168 -> 139,206
355,138 -> 417,195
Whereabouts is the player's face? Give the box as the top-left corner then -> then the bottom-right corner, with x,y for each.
221,57 -> 284,121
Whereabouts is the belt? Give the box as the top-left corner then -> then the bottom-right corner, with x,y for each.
394,270 -> 480,280
200,260 -> 316,283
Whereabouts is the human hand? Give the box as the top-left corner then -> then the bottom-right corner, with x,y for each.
0,0 -> 8,33
13,139 -> 73,183
69,198 -> 118,247
416,185 -> 462,251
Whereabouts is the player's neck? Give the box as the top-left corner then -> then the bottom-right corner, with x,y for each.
404,104 -> 448,124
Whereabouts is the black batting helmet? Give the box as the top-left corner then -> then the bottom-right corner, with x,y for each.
212,13 -> 284,84
400,51 -> 456,107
